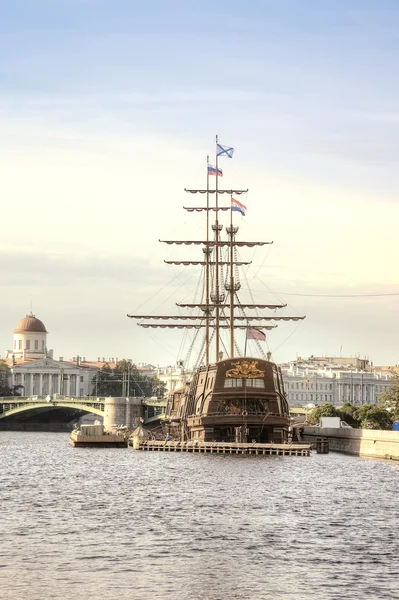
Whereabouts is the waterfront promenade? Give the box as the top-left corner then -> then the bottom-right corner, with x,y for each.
303,426 -> 399,460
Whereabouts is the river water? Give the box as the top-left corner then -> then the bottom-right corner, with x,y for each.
0,432 -> 398,600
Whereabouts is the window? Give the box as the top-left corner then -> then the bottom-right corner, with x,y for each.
42,341 -> 45,349
18,340 -> 22,349
35,340 -> 38,350
246,379 -> 265,388
26,340 -> 30,350
296,383 -> 299,389
301,383 -> 304,389
224,378 -> 243,388
80,376 -> 84,382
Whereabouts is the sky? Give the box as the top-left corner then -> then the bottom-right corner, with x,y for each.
1,0 -> 399,367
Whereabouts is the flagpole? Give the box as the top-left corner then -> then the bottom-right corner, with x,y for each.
244,327 -> 248,356
229,193 -> 235,358
215,134 -> 220,362
205,155 -> 210,367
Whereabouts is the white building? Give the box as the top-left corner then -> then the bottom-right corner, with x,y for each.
157,361 -> 191,395
4,313 -> 98,397
280,356 -> 393,407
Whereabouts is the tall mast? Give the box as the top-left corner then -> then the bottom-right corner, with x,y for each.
229,194 -> 235,357
205,156 -> 210,366
128,138 -> 307,365
214,134 -> 221,361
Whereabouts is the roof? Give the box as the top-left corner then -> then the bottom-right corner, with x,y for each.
14,313 -> 47,334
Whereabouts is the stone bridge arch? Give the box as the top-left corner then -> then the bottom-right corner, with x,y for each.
0,400 -> 105,431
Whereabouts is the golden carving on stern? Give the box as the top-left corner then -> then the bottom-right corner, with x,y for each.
226,360 -> 265,379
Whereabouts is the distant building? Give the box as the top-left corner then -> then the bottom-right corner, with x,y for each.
157,361 -> 191,395
2,313 -> 163,397
3,313 -> 97,396
280,355 -> 393,407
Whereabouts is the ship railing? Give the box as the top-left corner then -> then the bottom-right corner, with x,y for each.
199,411 -> 287,418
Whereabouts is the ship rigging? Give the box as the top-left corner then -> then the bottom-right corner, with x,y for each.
127,137 -> 305,444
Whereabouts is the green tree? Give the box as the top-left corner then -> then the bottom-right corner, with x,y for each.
308,403 -> 338,425
379,374 -> 399,420
355,404 -> 392,430
92,361 -> 166,398
337,403 -> 361,428
0,360 -> 21,396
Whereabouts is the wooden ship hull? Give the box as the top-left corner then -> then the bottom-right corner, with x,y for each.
164,358 -> 290,443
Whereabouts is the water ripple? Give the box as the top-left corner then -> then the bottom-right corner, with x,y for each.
0,432 -> 398,599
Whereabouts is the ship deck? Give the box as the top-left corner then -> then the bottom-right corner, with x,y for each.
133,440 -> 311,456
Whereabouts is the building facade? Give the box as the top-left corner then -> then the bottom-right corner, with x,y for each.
4,314 -> 98,397
280,356 -> 393,407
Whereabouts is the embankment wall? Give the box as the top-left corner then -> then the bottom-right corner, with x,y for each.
303,427 -> 399,461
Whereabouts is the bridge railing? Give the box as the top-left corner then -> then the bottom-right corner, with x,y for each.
0,395 -> 108,403
0,396 -> 107,416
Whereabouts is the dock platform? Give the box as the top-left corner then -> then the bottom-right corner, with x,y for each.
69,431 -> 127,447
133,440 -> 311,456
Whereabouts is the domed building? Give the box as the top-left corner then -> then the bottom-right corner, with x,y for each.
13,313 -> 48,360
4,313 -> 100,397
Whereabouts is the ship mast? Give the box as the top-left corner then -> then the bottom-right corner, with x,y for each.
205,155 -> 210,366
214,135 -> 221,362
127,138 -> 306,365
229,193 -> 235,357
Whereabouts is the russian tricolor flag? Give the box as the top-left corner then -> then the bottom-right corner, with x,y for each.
231,197 -> 246,216
208,164 -> 223,177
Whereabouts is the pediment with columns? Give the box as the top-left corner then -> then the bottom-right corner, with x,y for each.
13,358 -> 81,371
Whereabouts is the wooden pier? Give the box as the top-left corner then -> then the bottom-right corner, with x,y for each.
133,440 -> 311,456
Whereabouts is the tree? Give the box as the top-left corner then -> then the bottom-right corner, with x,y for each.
355,404 -> 392,430
379,373 -> 399,421
337,403 -> 361,428
308,403 -> 338,425
92,361 -> 166,398
0,360 -> 21,396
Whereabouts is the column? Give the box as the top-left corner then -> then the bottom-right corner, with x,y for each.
49,374 -> 53,395
39,373 -> 43,396
20,373 -> 25,396
66,375 -> 70,397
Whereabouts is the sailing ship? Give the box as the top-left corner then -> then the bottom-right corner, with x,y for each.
128,137 -> 305,444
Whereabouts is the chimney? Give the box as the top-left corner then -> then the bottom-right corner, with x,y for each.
102,357 -> 105,362
73,357 -> 76,362
59,357 -> 63,362
98,357 -> 100,362
83,357 -> 86,362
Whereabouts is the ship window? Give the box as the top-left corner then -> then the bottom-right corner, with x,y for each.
246,379 -> 265,388
224,378 -> 243,388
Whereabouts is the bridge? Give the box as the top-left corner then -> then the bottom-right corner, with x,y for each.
0,396 -> 167,428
